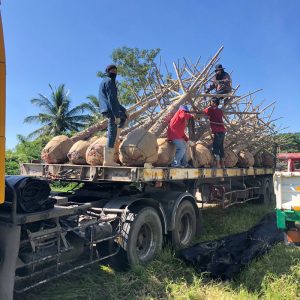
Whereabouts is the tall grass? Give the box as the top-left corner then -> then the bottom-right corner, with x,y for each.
19,203 -> 300,300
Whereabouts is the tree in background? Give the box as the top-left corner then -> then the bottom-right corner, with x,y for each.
8,48 -> 164,173
5,134 -> 50,175
277,132 -> 300,153
97,47 -> 161,105
77,95 -> 103,126
24,84 -> 91,139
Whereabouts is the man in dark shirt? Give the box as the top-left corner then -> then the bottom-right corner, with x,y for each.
99,64 -> 127,166
203,98 -> 226,168
205,64 -> 232,105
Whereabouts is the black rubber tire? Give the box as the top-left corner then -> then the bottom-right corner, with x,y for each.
121,207 -> 163,265
171,200 -> 197,249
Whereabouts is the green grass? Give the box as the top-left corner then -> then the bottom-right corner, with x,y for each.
50,181 -> 83,192
19,203 -> 300,300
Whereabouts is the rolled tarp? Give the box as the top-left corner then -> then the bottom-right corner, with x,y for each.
4,176 -> 52,213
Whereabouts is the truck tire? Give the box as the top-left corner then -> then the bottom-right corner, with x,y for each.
121,207 -> 163,265
171,200 -> 196,249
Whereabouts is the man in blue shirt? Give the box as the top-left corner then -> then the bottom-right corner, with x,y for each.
99,64 -> 127,166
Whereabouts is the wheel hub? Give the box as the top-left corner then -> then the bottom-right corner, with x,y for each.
179,213 -> 191,244
136,223 -> 153,259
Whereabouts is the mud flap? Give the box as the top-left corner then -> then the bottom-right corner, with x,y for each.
0,223 -> 20,300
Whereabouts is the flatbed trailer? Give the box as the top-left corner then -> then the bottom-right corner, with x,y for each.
0,163 -> 274,298
20,163 -> 275,209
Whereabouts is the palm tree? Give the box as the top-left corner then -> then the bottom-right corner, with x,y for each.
77,95 -> 103,126
24,84 -> 91,139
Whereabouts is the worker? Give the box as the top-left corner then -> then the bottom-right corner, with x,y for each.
203,98 -> 226,168
205,64 -> 232,104
167,105 -> 195,168
99,64 -> 127,166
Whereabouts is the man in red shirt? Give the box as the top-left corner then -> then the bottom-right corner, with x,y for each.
167,105 -> 195,168
203,98 -> 226,168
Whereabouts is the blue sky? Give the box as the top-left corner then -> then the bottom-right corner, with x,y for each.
2,0 -> 300,149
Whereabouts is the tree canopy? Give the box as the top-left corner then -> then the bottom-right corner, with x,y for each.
97,47 -> 161,105
24,84 -> 91,139
276,132 -> 300,153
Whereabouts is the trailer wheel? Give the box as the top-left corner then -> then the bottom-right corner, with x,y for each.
171,200 -> 196,249
121,207 -> 162,265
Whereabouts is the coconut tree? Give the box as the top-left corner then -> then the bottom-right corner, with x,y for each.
24,84 -> 91,139
77,95 -> 103,126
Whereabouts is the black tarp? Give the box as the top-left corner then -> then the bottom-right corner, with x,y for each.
180,213 -> 283,280
4,176 -> 53,213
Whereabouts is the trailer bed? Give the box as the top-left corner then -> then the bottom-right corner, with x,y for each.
21,163 -> 274,183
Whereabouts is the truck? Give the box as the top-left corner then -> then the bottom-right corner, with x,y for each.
274,153 -> 300,245
0,9 -> 276,300
1,162 -> 275,298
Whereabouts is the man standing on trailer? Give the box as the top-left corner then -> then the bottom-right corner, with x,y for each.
167,105 -> 195,168
205,64 -> 232,104
203,98 -> 226,168
99,64 -> 127,166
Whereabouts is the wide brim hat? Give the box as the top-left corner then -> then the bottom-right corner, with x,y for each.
215,64 -> 225,72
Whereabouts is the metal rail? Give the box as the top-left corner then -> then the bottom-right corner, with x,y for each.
21,163 -> 274,183
222,187 -> 260,208
15,246 -> 120,293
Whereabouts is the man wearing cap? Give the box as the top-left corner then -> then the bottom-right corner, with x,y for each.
205,64 -> 232,97
203,98 -> 226,168
167,105 -> 195,168
99,64 -> 128,166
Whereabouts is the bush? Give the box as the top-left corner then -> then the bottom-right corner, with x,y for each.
5,135 -> 52,175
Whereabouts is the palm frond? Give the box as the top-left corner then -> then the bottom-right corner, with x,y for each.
26,125 -> 52,140
24,114 -> 54,124
67,105 -> 85,116
86,95 -> 100,107
66,122 -> 86,132
24,115 -> 42,124
16,134 -> 29,143
31,95 -> 54,112
65,115 -> 92,122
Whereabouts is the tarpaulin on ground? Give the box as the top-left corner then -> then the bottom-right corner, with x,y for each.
4,176 -> 53,213
180,213 -> 283,280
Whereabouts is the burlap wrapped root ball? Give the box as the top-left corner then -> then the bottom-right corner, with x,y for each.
41,135 -> 73,164
86,137 -> 120,166
254,152 -> 263,167
224,149 -> 238,168
192,143 -> 213,167
67,139 -> 95,165
261,151 -> 274,167
153,138 -> 175,167
119,128 -> 158,166
237,150 -> 255,167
